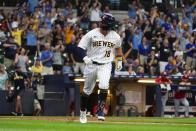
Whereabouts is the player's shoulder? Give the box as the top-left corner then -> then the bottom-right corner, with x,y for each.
110,30 -> 121,39
85,28 -> 99,36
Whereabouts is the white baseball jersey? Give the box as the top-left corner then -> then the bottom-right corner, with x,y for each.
78,28 -> 121,63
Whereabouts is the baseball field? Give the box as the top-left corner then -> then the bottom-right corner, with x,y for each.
0,116 -> 196,131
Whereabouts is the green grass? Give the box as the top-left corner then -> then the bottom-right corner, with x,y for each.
0,117 -> 196,131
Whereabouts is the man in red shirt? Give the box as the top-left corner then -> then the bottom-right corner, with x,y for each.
174,74 -> 190,117
155,71 -> 172,117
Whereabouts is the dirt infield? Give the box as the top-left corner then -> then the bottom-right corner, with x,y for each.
1,116 -> 196,126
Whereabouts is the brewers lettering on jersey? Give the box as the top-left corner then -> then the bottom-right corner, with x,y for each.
78,13 -> 123,124
78,28 -> 121,63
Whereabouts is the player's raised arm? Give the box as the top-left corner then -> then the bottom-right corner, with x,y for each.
115,47 -> 123,71
114,34 -> 123,71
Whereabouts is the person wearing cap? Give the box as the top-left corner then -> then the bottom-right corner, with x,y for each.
174,74 -> 190,117
10,66 -> 29,116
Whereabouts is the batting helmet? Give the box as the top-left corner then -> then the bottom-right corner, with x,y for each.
101,13 -> 115,29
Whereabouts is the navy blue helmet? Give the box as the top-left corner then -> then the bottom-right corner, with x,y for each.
101,13 -> 116,29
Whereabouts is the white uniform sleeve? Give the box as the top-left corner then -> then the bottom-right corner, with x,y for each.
78,32 -> 91,50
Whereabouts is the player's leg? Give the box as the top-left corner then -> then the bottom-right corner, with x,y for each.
97,63 -> 112,121
161,91 -> 168,117
15,95 -> 23,116
181,98 -> 189,117
80,65 -> 97,123
174,99 -> 180,117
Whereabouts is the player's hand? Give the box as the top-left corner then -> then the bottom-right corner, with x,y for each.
83,56 -> 92,64
116,60 -> 122,71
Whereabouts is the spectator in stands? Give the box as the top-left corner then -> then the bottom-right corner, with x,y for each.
52,24 -> 65,47
31,58 -> 43,75
179,32 -> 190,52
64,23 -> 75,61
128,0 -> 137,19
27,0 -> 39,14
174,74 -> 190,118
103,5 -> 111,14
89,0 -> 102,25
132,27 -> 143,50
8,20 -> 29,47
44,12 -> 52,30
147,50 -> 159,75
54,14 -> 65,28
124,39 -> 138,75
0,64 -> 8,90
37,22 -> 52,51
185,36 -> 196,70
14,47 -> 29,76
79,5 -> 90,30
62,1 -> 73,17
137,65 -> 145,76
159,38 -> 172,72
142,19 -> 153,40
174,55 -> 185,75
2,37 -> 19,70
25,24 -> 37,56
164,56 -> 175,75
138,36 -> 151,66
67,12 -> 78,25
70,34 -> 85,74
173,39 -> 184,57
52,40 -> 65,74
40,43 -> 54,75
171,19 -> 181,38
124,39 -> 139,61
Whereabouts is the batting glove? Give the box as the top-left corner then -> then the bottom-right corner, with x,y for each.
115,57 -> 123,71
116,61 -> 122,71
83,56 -> 92,64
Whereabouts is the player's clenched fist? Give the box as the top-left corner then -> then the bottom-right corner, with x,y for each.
83,56 -> 92,64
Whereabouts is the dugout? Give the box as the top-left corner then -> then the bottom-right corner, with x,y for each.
75,74 -> 196,117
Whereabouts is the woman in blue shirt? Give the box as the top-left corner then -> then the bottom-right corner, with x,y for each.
138,36 -> 151,66
185,36 -> 196,69
26,25 -> 37,56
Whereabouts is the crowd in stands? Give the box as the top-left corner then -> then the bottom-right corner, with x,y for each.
0,0 -> 195,90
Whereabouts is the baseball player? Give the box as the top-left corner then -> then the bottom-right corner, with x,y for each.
155,71 -> 172,117
174,74 -> 190,117
78,13 -> 123,123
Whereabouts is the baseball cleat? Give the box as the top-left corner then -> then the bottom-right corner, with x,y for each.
80,111 -> 87,123
97,116 -> 105,121
97,110 -> 105,121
